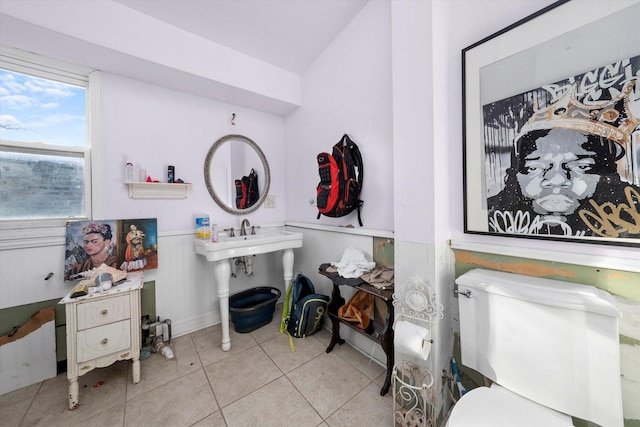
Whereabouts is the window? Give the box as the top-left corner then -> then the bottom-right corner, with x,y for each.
0,46 -> 97,248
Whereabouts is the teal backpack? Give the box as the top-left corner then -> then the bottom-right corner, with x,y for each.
280,273 -> 330,351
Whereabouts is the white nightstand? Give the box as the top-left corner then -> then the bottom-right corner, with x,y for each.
59,271 -> 143,410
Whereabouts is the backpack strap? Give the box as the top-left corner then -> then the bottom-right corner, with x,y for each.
280,279 -> 294,335
279,279 -> 297,352
343,134 -> 364,226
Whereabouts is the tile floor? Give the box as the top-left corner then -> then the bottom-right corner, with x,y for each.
1,304 -> 394,426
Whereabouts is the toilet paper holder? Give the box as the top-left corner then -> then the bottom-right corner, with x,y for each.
392,276 -> 443,427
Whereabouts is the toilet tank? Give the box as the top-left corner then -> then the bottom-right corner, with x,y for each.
455,269 -> 623,427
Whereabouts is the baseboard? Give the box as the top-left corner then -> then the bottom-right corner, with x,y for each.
169,309 -> 221,338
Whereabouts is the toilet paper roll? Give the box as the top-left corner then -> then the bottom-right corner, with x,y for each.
394,320 -> 431,360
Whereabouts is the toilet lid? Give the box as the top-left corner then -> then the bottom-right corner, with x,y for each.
447,385 -> 573,427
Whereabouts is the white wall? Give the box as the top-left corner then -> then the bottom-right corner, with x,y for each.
390,0 -> 467,417
0,69 -> 291,337
284,0 -> 393,232
99,72 -> 286,232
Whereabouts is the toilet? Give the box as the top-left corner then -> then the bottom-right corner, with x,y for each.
447,268 -> 623,427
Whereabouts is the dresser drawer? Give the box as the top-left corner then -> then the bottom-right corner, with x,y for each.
77,294 -> 130,330
76,319 -> 131,362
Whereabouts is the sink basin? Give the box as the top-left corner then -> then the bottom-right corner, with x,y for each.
194,229 -> 303,261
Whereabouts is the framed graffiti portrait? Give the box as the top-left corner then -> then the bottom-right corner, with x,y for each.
462,0 -> 640,247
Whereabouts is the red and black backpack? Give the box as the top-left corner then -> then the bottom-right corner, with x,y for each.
316,134 -> 364,226
235,168 -> 259,209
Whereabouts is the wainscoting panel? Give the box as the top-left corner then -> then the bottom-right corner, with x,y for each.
1,225 -> 394,360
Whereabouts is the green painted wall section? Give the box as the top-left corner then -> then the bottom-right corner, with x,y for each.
373,237 -> 394,266
140,280 -> 156,322
453,250 -> 640,302
621,335 -> 640,346
0,281 -> 156,364
0,299 -> 66,337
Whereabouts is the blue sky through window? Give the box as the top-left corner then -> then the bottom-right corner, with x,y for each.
0,69 -> 86,147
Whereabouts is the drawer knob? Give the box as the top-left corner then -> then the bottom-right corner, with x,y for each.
102,309 -> 108,315
101,338 -> 108,345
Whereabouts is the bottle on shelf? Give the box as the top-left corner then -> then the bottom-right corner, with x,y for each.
125,157 -> 134,182
139,166 -> 147,182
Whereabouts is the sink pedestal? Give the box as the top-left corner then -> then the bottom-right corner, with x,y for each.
213,248 -> 294,351
194,230 -> 302,351
213,259 -> 232,351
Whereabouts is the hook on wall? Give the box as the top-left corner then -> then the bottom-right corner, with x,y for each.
231,113 -> 236,126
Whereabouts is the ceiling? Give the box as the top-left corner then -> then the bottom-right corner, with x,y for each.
114,0 -> 368,74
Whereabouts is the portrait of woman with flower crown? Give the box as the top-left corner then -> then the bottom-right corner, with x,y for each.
482,56 -> 640,240
64,221 -> 117,280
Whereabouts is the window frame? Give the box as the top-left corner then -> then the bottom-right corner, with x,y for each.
0,45 -> 101,250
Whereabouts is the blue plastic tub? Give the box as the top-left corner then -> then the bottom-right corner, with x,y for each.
229,287 -> 281,333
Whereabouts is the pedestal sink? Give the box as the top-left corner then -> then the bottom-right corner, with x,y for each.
194,229 -> 303,351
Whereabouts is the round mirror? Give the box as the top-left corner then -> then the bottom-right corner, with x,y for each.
204,134 -> 271,214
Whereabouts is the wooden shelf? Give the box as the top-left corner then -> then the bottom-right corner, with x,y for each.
319,263 -> 394,396
124,181 -> 192,199
327,312 -> 390,342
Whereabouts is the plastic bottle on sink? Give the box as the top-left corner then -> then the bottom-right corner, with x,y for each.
211,220 -> 219,242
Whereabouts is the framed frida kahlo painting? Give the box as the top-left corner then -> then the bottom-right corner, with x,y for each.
64,218 -> 158,281
462,0 -> 639,247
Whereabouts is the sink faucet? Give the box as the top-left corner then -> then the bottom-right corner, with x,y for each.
240,219 -> 251,236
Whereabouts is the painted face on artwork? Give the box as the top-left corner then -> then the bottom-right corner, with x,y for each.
83,232 -> 109,256
516,128 -> 601,217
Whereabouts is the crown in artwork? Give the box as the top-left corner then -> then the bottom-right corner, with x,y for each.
516,79 -> 639,147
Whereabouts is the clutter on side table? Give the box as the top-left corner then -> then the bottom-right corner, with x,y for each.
77,264 -> 127,288
70,284 -> 88,298
361,265 -> 394,290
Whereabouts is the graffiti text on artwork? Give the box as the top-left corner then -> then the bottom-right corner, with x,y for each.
542,59 -> 637,104
579,187 -> 640,238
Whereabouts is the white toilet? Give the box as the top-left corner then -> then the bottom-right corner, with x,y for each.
447,268 -> 623,427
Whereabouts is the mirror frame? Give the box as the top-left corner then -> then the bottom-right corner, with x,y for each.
204,134 -> 271,214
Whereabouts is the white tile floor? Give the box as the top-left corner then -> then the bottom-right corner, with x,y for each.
0,304 -> 394,426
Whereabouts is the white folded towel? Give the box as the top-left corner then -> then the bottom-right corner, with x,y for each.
331,246 -> 376,278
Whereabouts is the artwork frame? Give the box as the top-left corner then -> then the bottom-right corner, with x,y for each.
64,218 -> 158,281
462,0 -> 640,247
